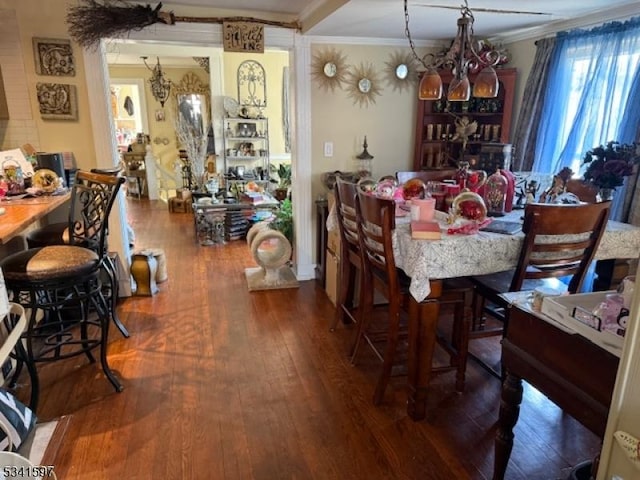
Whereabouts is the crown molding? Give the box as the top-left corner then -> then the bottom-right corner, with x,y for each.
305,34 -> 441,48
493,2 -> 640,44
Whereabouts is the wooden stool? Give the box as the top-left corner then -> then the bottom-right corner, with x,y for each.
130,251 -> 159,296
147,248 -> 168,283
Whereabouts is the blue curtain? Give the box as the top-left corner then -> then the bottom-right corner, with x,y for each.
532,17 -> 640,184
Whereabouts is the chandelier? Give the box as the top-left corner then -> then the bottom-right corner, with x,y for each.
404,0 -> 501,102
142,56 -> 171,107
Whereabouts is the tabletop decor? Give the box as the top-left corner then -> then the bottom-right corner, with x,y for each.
582,141 -> 640,201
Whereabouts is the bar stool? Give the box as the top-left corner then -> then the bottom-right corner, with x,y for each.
0,171 -> 126,403
24,166 -> 129,338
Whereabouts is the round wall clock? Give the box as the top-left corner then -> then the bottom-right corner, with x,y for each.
311,48 -> 348,92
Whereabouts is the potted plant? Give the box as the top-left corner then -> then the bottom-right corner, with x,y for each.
270,163 -> 291,201
581,141 -> 640,201
269,198 -> 293,246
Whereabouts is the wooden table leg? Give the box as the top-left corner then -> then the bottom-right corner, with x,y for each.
493,371 -> 524,480
407,280 -> 441,421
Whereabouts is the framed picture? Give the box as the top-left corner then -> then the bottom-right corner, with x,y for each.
36,83 -> 78,120
155,109 -> 165,122
32,38 -> 75,77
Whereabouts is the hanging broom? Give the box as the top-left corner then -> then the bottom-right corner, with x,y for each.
66,0 -> 300,49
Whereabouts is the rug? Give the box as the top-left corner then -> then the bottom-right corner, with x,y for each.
23,415 -> 71,466
245,266 -> 299,291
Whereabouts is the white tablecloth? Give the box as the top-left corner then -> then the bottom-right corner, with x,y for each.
392,210 -> 640,302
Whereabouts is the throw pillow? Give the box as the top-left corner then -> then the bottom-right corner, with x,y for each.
0,389 -> 36,452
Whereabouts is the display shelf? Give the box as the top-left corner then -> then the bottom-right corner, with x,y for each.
223,117 -> 270,186
412,68 -> 516,171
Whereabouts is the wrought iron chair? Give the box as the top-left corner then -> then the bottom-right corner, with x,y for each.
0,171 -> 126,404
25,166 -> 128,338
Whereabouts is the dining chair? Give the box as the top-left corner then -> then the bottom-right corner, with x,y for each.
25,166 -> 129,338
0,170 -> 126,405
395,169 -> 456,185
470,201 -> 612,340
353,190 -> 473,405
330,178 -> 362,332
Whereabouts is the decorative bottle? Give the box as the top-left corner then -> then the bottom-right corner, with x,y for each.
484,169 -> 508,217
455,161 -> 470,190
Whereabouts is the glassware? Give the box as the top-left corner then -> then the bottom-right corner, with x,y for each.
484,169 -> 508,216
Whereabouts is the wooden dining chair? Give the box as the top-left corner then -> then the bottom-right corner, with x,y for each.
470,201 -> 612,339
353,191 -> 473,405
395,169 -> 456,185
330,178 -> 362,332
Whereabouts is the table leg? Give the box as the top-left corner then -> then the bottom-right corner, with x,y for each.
493,371 -> 523,480
407,280 -> 441,421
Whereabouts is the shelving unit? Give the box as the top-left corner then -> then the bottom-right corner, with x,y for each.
412,68 -> 516,171
223,117 -> 270,189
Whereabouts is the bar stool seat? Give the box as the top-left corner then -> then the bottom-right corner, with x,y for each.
0,171 -> 126,406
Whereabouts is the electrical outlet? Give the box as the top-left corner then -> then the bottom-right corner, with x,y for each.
611,476 -> 623,480
323,141 -> 333,157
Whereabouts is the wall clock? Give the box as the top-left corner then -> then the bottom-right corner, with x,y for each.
311,47 -> 348,92
346,62 -> 381,108
384,51 -> 418,92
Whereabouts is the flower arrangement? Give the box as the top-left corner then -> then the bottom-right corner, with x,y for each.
582,141 -> 640,190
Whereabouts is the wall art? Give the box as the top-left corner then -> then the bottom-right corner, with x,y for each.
32,38 -> 75,77
384,51 -> 418,92
346,62 -> 382,108
311,48 -> 348,93
36,83 -> 78,120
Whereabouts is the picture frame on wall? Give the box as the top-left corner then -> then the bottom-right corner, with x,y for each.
32,37 -> 75,77
36,83 -> 78,120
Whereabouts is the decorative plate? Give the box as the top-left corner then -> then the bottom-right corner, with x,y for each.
223,97 -> 239,118
32,168 -> 60,192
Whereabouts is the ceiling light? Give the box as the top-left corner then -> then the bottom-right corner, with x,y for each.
142,56 -> 171,107
404,0 -> 501,102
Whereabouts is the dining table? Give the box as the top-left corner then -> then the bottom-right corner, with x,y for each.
390,208 -> 640,420
0,192 -> 71,246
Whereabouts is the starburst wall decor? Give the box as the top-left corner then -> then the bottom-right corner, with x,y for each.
346,62 -> 382,108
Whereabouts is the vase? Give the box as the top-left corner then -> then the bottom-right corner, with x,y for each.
598,188 -> 615,202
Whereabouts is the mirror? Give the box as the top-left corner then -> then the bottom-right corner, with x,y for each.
172,71 -> 214,153
173,72 -> 210,134
323,62 -> 337,78
358,78 -> 372,93
395,64 -> 408,80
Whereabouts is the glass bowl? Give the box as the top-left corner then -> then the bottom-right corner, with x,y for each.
452,191 -> 487,222
402,178 -> 426,201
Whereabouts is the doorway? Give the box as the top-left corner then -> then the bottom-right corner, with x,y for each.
110,78 -> 149,153
83,26 -> 315,281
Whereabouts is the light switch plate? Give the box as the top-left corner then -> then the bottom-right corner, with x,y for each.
323,142 -> 333,157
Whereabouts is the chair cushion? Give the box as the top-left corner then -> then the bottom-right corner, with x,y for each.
0,246 -> 99,282
25,222 -> 69,249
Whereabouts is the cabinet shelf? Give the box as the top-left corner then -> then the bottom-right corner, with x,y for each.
224,117 -> 269,185
413,68 -> 516,171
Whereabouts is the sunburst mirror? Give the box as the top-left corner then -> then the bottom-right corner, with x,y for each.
311,47 -> 349,93
346,62 -> 382,108
385,51 -> 418,92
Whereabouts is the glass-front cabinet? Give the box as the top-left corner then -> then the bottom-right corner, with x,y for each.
223,117 -> 270,188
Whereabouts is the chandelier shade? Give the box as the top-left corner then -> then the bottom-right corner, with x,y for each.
404,0 -> 502,102
418,67 -> 443,101
472,66 -> 499,98
142,56 -> 171,107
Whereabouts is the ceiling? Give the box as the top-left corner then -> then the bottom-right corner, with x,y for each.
106,0 -> 640,65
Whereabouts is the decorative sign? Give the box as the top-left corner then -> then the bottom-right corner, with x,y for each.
223,22 -> 264,53
36,83 -> 78,120
32,38 -> 75,77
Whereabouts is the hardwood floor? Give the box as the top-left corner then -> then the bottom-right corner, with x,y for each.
15,198 -> 601,479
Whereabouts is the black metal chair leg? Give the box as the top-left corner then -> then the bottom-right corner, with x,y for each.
103,259 -> 129,338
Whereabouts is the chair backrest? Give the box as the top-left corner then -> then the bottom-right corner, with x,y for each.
68,170 -> 125,256
355,190 -> 399,297
510,201 -> 611,293
334,178 -> 360,265
396,169 -> 456,185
